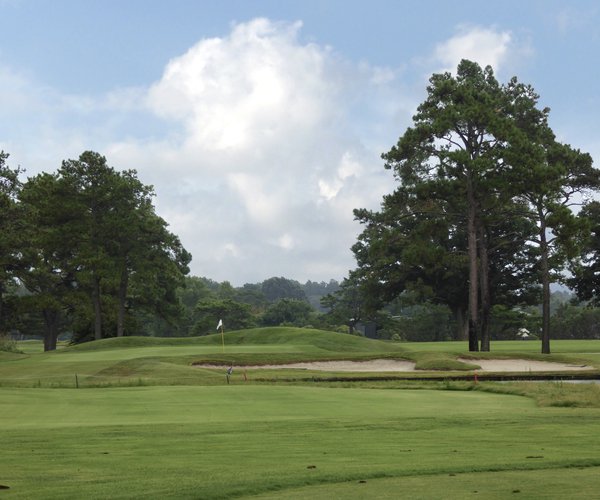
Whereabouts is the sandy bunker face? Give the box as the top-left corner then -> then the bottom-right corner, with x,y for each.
197,359 -> 593,372
457,359 -> 593,372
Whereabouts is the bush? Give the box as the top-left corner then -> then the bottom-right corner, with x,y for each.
550,305 -> 600,339
0,334 -> 21,353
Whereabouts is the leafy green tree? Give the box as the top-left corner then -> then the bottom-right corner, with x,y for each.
193,298 -> 254,335
515,126 -> 599,352
18,172 -> 81,350
216,281 -> 236,300
126,217 -> 191,337
380,60 -> 546,351
176,276 -> 215,336
261,298 -> 314,327
57,151 -> 191,341
550,303 -> 600,339
353,187 -> 470,339
0,151 -> 24,334
321,272 -> 369,334
488,305 -> 540,341
235,283 -> 268,311
569,201 -> 600,306
57,151 -> 123,340
261,277 -> 307,302
178,276 -> 215,309
18,151 -> 190,344
303,279 -> 340,311
100,170 -> 155,337
394,304 -> 454,342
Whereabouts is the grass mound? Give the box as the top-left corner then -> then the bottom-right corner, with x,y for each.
60,327 -> 402,354
413,353 -> 479,371
59,335 -> 196,351
211,327 -> 400,352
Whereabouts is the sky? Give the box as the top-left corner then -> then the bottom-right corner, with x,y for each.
1,0 -> 599,285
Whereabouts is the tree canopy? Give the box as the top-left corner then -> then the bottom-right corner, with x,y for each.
351,59 -> 599,352
10,151 -> 191,350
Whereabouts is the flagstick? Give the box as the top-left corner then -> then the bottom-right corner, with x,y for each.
221,325 -> 225,353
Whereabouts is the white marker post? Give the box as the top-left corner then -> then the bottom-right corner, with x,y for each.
217,319 -> 224,352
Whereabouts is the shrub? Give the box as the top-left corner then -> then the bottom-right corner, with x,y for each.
0,334 -> 21,353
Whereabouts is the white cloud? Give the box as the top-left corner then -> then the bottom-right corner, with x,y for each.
146,19 -> 332,152
318,152 -> 363,201
277,233 -> 295,251
106,18 -> 397,284
10,19 -> 526,285
433,25 -> 513,73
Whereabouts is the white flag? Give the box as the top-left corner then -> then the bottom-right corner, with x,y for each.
217,319 -> 223,331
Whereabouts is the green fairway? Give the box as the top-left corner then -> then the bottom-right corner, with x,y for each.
2,385 -> 600,499
2,329 -> 600,498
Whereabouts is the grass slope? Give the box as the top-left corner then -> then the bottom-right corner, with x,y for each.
58,327 -> 399,353
0,328 -> 406,388
2,329 -> 599,388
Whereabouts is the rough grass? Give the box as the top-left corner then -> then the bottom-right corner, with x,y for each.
477,380 -> 600,408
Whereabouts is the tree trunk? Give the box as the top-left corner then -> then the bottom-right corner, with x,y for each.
452,307 -> 469,340
467,177 -> 480,352
348,319 -> 356,335
117,266 -> 129,337
92,275 -> 103,341
42,309 -> 60,351
0,282 -> 4,334
539,216 -> 551,354
478,222 -> 491,352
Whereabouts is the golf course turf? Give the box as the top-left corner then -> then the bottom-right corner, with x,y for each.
1,328 -> 600,499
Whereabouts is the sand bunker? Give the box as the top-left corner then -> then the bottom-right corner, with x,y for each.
196,358 -> 593,372
458,358 -> 593,372
249,360 -> 416,372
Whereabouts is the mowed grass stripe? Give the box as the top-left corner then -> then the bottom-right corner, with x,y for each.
243,467 -> 600,499
0,386 -> 535,428
2,386 -> 600,499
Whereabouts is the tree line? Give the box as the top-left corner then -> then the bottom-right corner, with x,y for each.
326,59 -> 600,353
4,60 -> 600,353
0,151 -> 191,350
167,276 -> 341,337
